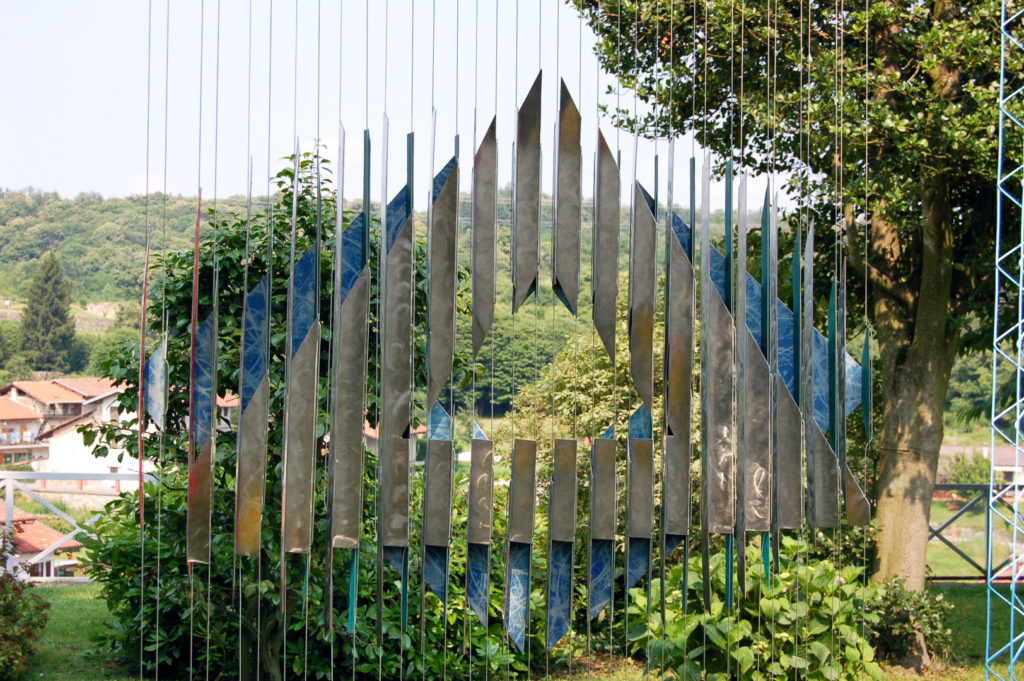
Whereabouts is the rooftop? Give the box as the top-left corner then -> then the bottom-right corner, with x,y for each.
0,507 -> 83,555
53,377 -> 118,399
9,380 -> 84,405
0,396 -> 43,421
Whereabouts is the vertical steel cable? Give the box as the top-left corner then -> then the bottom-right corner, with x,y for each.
139,1 -> 153,675
156,2 -> 171,677
190,2 -> 206,676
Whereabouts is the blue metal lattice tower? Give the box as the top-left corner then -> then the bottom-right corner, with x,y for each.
989,1 -> 1024,676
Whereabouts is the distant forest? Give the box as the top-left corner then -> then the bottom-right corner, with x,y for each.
0,188 -> 252,302
0,186 -> 733,304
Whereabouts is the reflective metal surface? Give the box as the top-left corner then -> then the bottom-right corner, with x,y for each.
630,182 -> 656,410
187,314 -> 216,564
467,439 -> 494,544
423,439 -> 454,547
235,274 -> 270,555
549,438 -> 577,543
707,287 -> 736,534
665,222 -> 694,439
281,319 -> 321,554
663,434 -> 690,536
802,224 -> 816,526
628,438 -> 653,539
590,437 -> 617,541
427,158 -> 459,408
235,375 -> 269,556
508,439 -> 538,544
775,382 -> 804,529
330,267 -> 369,549
592,131 -> 620,361
472,118 -> 497,356
513,71 -> 542,313
743,327 -> 772,532
553,80 -> 581,315
380,206 -> 414,547
811,419 -> 840,528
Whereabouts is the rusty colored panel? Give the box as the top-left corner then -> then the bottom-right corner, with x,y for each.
549,439 -> 578,543
508,439 -> 538,544
281,320 -> 321,554
590,438 -> 617,541
235,375 -> 269,556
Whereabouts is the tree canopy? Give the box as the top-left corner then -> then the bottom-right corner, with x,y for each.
20,251 -> 76,372
574,0 -> 1007,598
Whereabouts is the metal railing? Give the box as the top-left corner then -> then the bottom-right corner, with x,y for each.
928,482 -> 1009,582
1,471 -> 152,578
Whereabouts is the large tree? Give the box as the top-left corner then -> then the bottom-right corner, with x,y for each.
20,251 -> 76,372
574,0 -> 1006,594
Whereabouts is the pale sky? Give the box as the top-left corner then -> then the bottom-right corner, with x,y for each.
0,0 -> 769,213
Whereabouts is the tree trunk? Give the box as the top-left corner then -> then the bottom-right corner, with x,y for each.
871,173 -> 959,667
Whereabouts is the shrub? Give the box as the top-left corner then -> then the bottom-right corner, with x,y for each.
79,459 -> 569,681
0,537 -> 50,680
947,451 -> 991,485
640,536 -> 884,681
870,577 -> 953,662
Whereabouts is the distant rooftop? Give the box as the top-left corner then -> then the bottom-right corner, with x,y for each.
53,377 -> 118,399
0,507 -> 83,555
0,396 -> 43,421
10,380 -> 85,405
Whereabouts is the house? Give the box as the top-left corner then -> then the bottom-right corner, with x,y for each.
1,506 -> 82,578
0,397 -> 47,465
0,377 -> 149,498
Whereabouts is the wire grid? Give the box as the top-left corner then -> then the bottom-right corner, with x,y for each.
989,1 -> 1024,676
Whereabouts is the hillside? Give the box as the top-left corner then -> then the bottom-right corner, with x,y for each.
0,189 -> 250,302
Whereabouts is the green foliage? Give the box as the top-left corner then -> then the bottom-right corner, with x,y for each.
870,578 -> 953,662
0,538 -> 50,680
0,188 -> 244,303
947,451 -> 992,485
642,537 -> 883,681
20,251 -> 76,372
77,153 -> 562,680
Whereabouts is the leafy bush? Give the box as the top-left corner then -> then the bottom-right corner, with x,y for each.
870,577 -> 953,662
80,460 -> 571,681
0,537 -> 50,680
640,536 -> 884,681
946,451 -> 991,485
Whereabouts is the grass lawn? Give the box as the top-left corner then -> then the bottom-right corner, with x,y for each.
16,580 -> 1009,681
25,582 -> 134,681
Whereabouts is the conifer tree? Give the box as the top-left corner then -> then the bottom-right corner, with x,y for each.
20,252 -> 76,372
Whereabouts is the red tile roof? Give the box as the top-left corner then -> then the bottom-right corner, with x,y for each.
0,508 -> 83,555
0,397 -> 43,421
53,377 -> 119,399
10,381 -> 83,405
